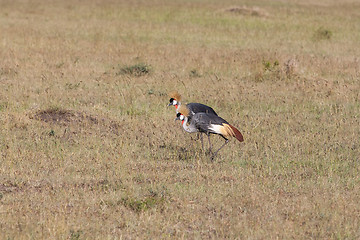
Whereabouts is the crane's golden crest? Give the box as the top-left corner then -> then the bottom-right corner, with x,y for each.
177,105 -> 190,117
168,90 -> 182,101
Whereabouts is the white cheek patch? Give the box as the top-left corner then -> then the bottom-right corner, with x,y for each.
180,115 -> 184,120
173,100 -> 177,105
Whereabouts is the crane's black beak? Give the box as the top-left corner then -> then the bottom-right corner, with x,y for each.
174,116 -> 180,121
168,103 -> 172,107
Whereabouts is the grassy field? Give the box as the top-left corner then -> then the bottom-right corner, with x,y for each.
1,0 -> 360,239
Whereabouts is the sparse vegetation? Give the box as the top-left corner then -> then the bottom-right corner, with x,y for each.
189,69 -> 201,78
314,27 -> 333,40
69,230 -> 82,240
117,63 -> 152,76
121,194 -> 165,213
1,0 -> 359,239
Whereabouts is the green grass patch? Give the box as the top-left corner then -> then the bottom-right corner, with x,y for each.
121,194 -> 165,213
313,27 -> 333,40
117,63 -> 152,76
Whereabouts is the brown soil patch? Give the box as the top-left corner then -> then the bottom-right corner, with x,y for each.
31,108 -> 121,135
34,108 -> 77,125
224,6 -> 269,17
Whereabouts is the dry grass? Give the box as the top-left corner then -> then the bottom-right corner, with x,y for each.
1,0 -> 360,239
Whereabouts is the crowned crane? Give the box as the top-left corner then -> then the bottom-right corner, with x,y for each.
175,105 -> 244,160
168,91 -> 218,149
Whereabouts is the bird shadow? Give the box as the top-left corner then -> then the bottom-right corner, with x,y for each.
157,134 -> 228,162
158,142 -> 200,162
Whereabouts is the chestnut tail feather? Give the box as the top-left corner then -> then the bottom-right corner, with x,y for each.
230,125 -> 244,142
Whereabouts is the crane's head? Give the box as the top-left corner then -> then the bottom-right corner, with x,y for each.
175,112 -> 185,122
174,105 -> 190,123
168,91 -> 182,108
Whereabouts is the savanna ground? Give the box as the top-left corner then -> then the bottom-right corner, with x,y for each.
1,0 -> 360,239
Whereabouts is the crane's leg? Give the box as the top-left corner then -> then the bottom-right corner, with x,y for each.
200,133 -> 204,152
207,134 -> 212,154
195,132 -> 200,140
210,136 -> 229,161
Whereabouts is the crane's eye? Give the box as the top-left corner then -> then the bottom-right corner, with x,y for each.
176,113 -> 181,117
169,98 -> 174,103
180,115 -> 184,121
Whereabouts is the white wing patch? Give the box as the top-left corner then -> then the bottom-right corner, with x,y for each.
209,124 -> 233,137
208,124 -> 223,134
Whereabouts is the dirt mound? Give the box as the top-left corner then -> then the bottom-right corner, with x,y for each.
32,108 -> 121,135
33,108 -> 100,125
224,6 -> 269,17
34,108 -> 76,124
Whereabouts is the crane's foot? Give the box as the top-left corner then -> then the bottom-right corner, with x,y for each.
204,148 -> 212,156
210,152 -> 219,161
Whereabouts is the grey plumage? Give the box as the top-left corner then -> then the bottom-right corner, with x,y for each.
186,103 -> 218,116
192,112 -> 228,136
